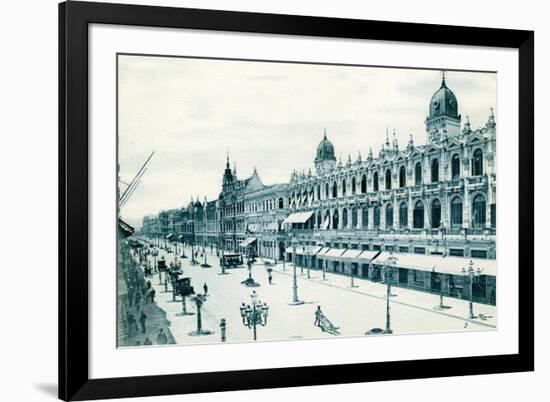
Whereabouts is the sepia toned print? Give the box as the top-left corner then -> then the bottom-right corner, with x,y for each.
116,54 -> 497,348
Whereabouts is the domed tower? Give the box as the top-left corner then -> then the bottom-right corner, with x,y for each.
314,129 -> 336,175
425,72 -> 461,143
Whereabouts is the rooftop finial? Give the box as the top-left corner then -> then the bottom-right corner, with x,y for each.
385,126 -> 390,146
226,151 -> 230,169
323,127 -> 327,139
441,70 -> 447,87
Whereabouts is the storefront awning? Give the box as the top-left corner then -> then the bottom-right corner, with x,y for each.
321,248 -> 347,260
294,246 -> 322,256
355,250 -> 380,263
373,252 -> 443,271
341,249 -> 363,259
239,237 -> 258,247
320,218 -> 330,230
165,233 -> 173,239
283,211 -> 314,224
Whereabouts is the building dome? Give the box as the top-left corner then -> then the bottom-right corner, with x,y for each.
429,76 -> 458,119
315,132 -> 336,162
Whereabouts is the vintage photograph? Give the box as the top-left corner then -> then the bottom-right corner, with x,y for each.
116,54 -> 497,347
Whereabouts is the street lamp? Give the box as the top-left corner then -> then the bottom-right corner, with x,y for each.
432,268 -> 450,310
239,290 -> 269,341
241,245 -> 260,287
305,247 -> 311,279
289,231 -> 304,305
190,206 -> 198,265
282,244 -> 286,271
188,294 -> 214,336
300,246 -> 305,275
383,253 -> 398,334
462,260 -> 482,319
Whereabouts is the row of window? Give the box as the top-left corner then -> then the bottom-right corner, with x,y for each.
291,149 -> 485,205
312,194 -> 491,230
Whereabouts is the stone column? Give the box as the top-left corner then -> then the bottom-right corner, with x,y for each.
357,206 -> 363,229
463,190 -> 470,229
368,206 -> 374,230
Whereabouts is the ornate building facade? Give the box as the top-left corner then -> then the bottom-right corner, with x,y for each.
140,74 -> 497,304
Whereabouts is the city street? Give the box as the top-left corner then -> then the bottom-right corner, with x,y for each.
145,243 -> 496,346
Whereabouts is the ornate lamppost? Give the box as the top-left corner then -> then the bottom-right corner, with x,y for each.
241,245 -> 259,287
383,253 -> 398,334
239,290 -> 269,341
188,294 -> 214,336
432,268 -> 451,310
305,247 -> 311,279
461,260 -> 482,319
289,231 -> 304,305
190,205 -> 198,265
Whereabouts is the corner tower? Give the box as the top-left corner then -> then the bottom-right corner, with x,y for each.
425,72 -> 461,143
314,129 -> 336,175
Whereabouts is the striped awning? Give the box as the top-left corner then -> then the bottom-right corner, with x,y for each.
239,237 -> 258,247
283,211 -> 314,224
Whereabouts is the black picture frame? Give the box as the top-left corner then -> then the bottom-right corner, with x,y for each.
59,1 -> 534,400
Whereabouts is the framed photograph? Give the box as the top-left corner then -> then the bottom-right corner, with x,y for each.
59,1 -> 534,400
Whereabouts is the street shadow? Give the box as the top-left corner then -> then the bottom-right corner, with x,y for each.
34,383 -> 57,398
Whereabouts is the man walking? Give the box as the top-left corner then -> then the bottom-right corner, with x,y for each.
203,282 -> 208,296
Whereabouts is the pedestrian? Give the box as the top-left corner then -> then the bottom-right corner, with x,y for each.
268,270 -> 273,285
127,313 -> 138,335
146,280 -> 151,289
314,306 -> 323,327
156,328 -> 168,345
135,289 -> 141,306
143,337 -> 153,346
139,311 -> 147,334
150,288 -> 156,304
203,282 -> 208,295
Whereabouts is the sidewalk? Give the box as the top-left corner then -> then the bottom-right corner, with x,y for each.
269,262 -> 497,328
118,252 -> 177,347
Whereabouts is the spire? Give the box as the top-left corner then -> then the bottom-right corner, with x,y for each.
368,147 -> 373,160
323,127 -> 327,139
357,150 -> 362,163
486,107 -> 496,130
385,126 -> 390,147
462,115 -> 472,136
441,70 -> 446,87
226,152 -> 230,169
392,129 -> 398,150
408,133 -> 414,148
347,154 -> 352,165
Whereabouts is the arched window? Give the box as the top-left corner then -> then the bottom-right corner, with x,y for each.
472,148 -> 483,176
399,202 -> 408,228
450,196 -> 463,227
362,207 -> 368,228
325,183 -> 329,199
373,172 -> 379,192
399,166 -> 406,188
351,207 -> 358,228
431,198 -> 441,228
278,197 -> 284,209
324,210 -> 331,228
415,162 -> 422,185
361,174 -> 367,193
385,203 -> 394,229
342,208 -> 348,228
317,185 -> 321,200
431,158 -> 439,182
342,179 -> 347,196
332,209 -> 339,229
351,177 -> 356,194
472,194 -> 486,228
451,154 -> 460,179
373,205 -> 381,229
385,169 -> 392,190
413,200 -> 424,229
316,211 -> 322,228
332,182 -> 337,198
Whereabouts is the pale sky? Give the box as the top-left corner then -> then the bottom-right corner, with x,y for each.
118,54 -> 497,228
